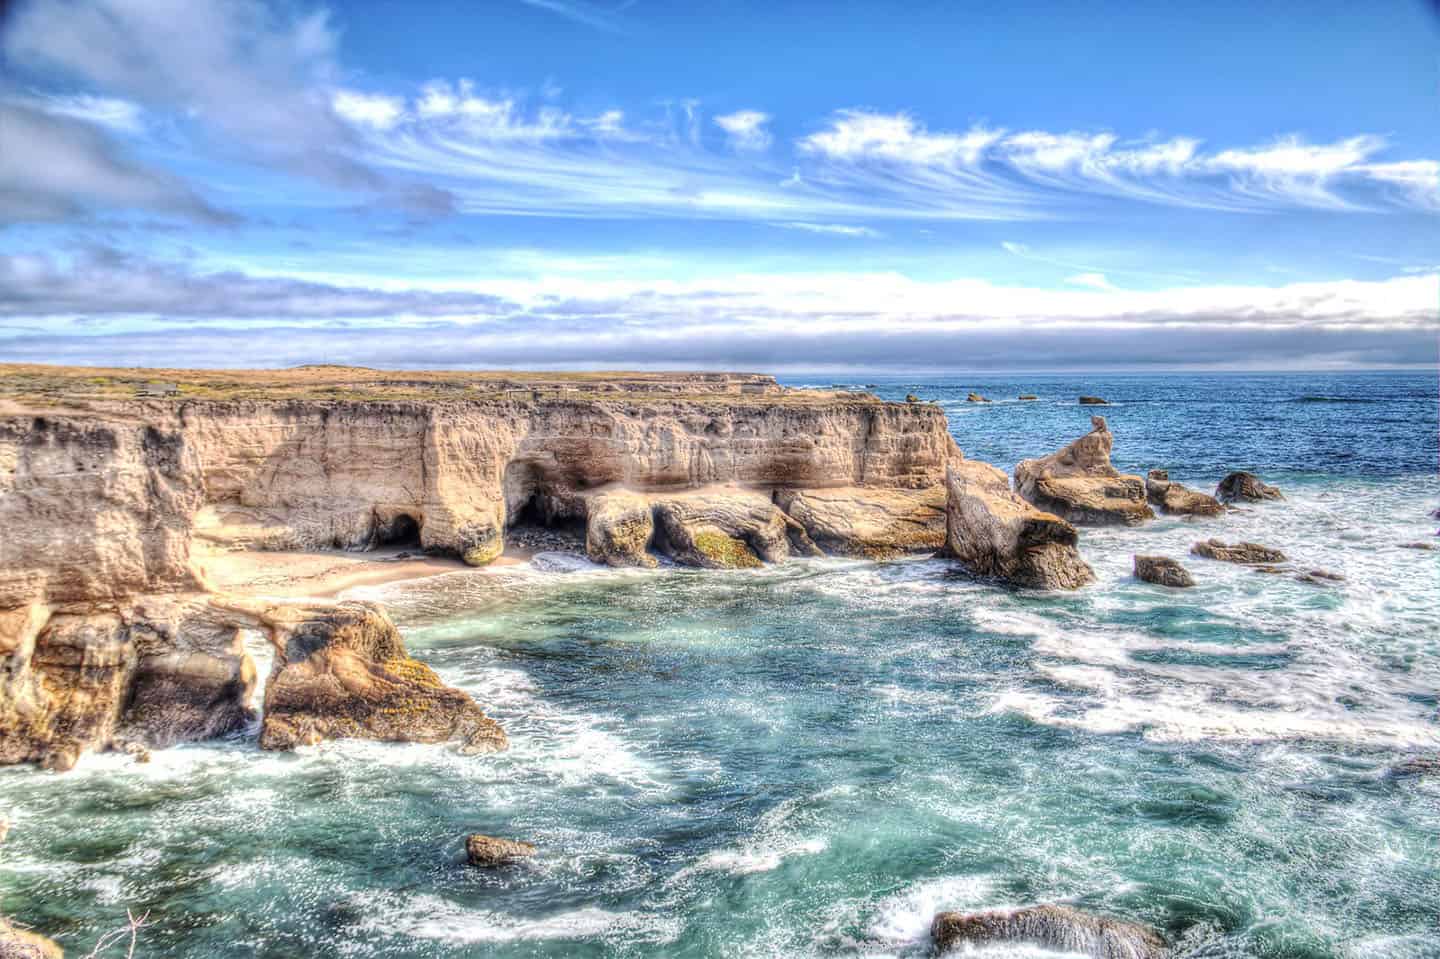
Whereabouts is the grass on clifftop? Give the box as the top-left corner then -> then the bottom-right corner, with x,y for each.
0,363 -> 889,408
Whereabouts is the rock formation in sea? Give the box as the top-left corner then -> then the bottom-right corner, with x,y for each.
930,904 -> 1166,958
466,834 -> 537,866
1145,470 -> 1223,516
1190,539 -> 1287,564
1078,395 -> 1109,405
1,369 -> 966,769
938,460 -> 1094,589
966,392 -> 990,403
1013,417 -> 1155,526
1134,555 -> 1195,588
1215,471 -> 1284,503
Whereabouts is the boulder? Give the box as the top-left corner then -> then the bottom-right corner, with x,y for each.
465,834 -> 536,867
252,599 -> 507,754
966,393 -> 990,403
0,917 -> 62,959
1295,568 -> 1345,585
774,486 -> 946,559
1215,471 -> 1284,504
1018,394 -> 1038,401
1078,396 -> 1109,405
650,488 -> 815,569
584,489 -> 657,568
905,394 -> 920,404
1014,418 -> 1155,526
931,905 -> 1166,959
1145,470 -> 1223,517
1190,539 -> 1286,564
939,461 -> 1094,589
1134,555 -> 1195,588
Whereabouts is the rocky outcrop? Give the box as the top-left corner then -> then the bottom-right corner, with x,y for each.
465,834 -> 536,867
250,599 -> 506,754
650,488 -> 818,569
0,917 -> 62,959
774,486 -> 945,559
1191,539 -> 1286,564
584,489 -> 658,567
931,905 -> 1166,958
1018,394 -> 1038,401
1134,555 -> 1195,588
1014,418 -> 1154,526
940,461 -> 1094,589
966,392 -> 990,403
1078,396 -> 1109,405
1215,471 -> 1284,504
1145,470 -> 1223,517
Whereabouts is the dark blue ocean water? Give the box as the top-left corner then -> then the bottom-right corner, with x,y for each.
1,372 -> 1436,959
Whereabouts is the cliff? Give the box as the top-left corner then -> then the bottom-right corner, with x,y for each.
0,366 -> 960,770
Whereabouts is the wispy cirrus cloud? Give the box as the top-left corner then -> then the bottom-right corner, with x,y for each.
714,110 -> 773,152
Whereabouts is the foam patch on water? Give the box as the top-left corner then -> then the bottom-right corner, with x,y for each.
354,892 -> 682,945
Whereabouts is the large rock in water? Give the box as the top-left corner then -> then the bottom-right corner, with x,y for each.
774,486 -> 946,559
465,834 -> 536,867
1145,470 -> 1223,517
939,461 -> 1094,589
1014,418 -> 1155,526
1134,555 -> 1195,588
1191,539 -> 1286,564
1215,471 -> 1284,504
649,487 -> 819,569
251,599 -> 507,754
931,905 -> 1166,958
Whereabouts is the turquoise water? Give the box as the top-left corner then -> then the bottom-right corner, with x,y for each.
3,372 -> 1438,957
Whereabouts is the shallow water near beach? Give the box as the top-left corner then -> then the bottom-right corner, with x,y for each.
3,372 -> 1438,958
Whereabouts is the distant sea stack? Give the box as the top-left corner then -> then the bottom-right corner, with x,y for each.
1078,395 -> 1109,405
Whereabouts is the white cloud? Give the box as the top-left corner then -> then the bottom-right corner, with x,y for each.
774,222 -> 879,237
16,93 -> 144,133
799,110 -> 1000,166
332,89 -> 405,130
714,110 -> 773,151
1065,272 -> 1115,291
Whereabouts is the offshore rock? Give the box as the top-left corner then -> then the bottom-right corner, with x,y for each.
1215,471 -> 1284,504
252,599 -> 506,754
1078,395 -> 1109,405
0,917 -> 62,959
1145,470 -> 1223,517
465,834 -> 537,867
1191,539 -> 1287,565
1014,417 -> 1155,526
774,486 -> 946,559
1134,555 -> 1195,588
966,392 -> 990,403
940,460 -> 1094,589
931,904 -> 1166,959
1019,394 -> 1038,401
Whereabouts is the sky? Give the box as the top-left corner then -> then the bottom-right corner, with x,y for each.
0,0 -> 1437,371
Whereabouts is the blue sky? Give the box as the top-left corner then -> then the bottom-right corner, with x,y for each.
0,0 -> 1436,370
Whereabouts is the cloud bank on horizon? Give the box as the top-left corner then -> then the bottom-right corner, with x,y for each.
0,0 -> 1436,370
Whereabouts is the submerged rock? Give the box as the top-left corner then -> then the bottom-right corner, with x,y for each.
1134,555 -> 1195,588
1399,541 -> 1434,551
1078,395 -> 1109,405
931,904 -> 1166,958
254,599 -> 507,755
1215,471 -> 1284,504
1191,539 -> 1287,564
1014,418 -> 1155,526
1295,568 -> 1346,585
775,486 -> 946,559
1389,757 -> 1440,778
465,834 -> 537,867
1145,470 -> 1223,517
939,460 -> 1094,589
0,916 -> 62,959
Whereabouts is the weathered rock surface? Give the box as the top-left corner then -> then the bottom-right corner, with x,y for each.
931,905 -> 1166,958
584,489 -> 658,567
1215,471 -> 1284,504
465,834 -> 536,867
649,487 -> 818,569
1134,555 -> 1195,588
1145,470 -> 1223,517
1191,539 -> 1287,564
939,461 -> 1093,589
0,917 -> 62,959
774,486 -> 945,559
966,392 -> 990,403
250,599 -> 506,754
1078,396 -> 1109,405
1014,418 -> 1155,526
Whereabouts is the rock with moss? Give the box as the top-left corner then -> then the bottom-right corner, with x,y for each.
651,488 -> 815,569
1014,417 -> 1154,526
457,522 -> 504,566
932,904 -> 1166,958
252,600 -> 507,754
775,486 -> 946,559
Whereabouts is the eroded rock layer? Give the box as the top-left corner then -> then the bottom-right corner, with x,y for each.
1014,417 -> 1155,526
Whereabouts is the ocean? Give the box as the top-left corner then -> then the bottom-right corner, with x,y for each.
3,371 -> 1437,958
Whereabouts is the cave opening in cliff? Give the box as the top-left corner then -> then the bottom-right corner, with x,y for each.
373,512 -> 421,549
